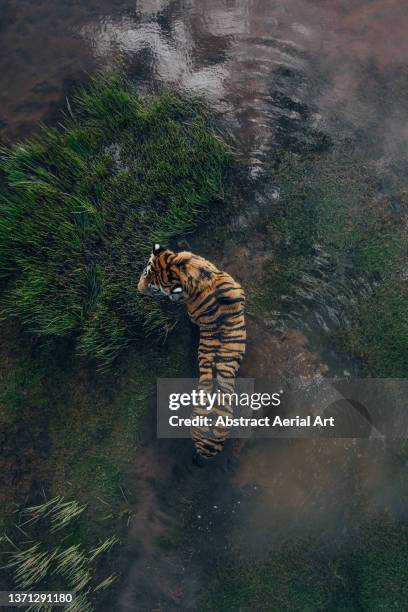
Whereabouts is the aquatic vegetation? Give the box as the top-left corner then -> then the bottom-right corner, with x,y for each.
2,496 -> 120,612
349,516 -> 408,610
202,539 -> 334,611
0,75 -> 232,367
344,284 -> 408,377
202,516 -> 408,611
251,150 -> 408,376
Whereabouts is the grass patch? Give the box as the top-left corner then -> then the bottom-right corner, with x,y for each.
343,285 -> 408,377
0,324 -> 47,421
0,74 -> 232,367
0,323 -> 193,605
349,516 -> 408,610
47,330 -> 192,507
250,150 -> 408,375
1,496 -> 121,612
201,516 -> 408,611
201,540 -> 342,611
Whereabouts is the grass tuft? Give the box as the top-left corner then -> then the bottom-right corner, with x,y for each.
0,74 -> 232,367
2,496 -> 120,612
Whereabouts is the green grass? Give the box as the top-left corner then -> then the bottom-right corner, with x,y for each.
202,540 -> 338,611
0,74 -> 232,367
349,517 -> 408,610
0,313 -> 193,602
201,516 -> 408,611
0,328 -> 193,606
344,285 -> 408,377
0,336 -> 45,420
250,150 -> 408,376
48,331 -> 192,506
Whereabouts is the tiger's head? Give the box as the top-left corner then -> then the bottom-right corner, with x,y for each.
137,243 -> 186,302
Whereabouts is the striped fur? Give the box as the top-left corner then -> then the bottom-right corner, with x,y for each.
138,244 -> 246,460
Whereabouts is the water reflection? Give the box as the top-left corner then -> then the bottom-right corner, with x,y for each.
3,1 -> 408,169
78,0 -> 312,173
75,0 -> 408,171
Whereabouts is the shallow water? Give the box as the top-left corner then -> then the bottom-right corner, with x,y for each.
3,1 -> 408,160
1,1 -> 408,610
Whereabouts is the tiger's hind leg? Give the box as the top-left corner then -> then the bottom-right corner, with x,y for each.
190,338 -> 222,463
190,337 -> 245,464
190,370 -> 234,464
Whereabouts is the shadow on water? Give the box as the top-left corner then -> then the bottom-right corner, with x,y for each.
2,1 -> 408,610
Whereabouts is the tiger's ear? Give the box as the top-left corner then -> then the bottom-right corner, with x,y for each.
152,243 -> 165,256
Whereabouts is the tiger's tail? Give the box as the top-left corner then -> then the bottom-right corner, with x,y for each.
191,376 -> 235,462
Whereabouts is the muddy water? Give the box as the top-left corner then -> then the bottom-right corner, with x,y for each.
2,1 -> 408,610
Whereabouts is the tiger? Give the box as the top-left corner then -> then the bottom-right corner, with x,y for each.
137,243 -> 246,465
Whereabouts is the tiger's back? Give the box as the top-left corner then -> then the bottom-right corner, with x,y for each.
138,245 -> 246,463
